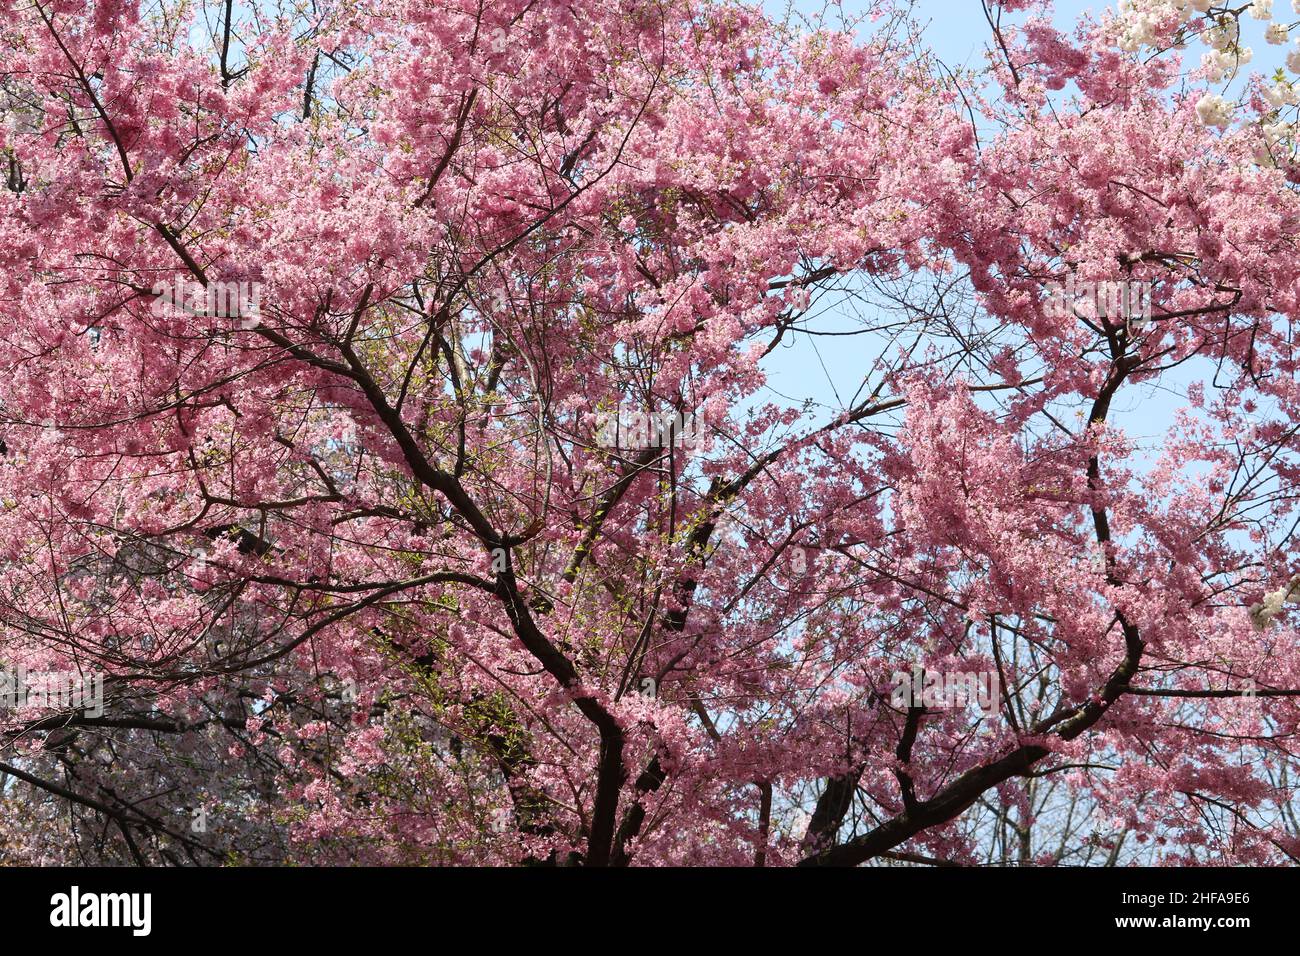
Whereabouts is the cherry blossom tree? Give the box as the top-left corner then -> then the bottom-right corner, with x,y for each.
0,0 -> 1299,866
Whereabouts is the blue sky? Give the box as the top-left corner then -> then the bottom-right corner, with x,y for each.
912,0 -> 1101,66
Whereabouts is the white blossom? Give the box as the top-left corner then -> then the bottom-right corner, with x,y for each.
1249,575 -> 1300,630
1201,51 -> 1228,82
1195,92 -> 1235,127
1263,119 -> 1293,142
1264,81 -> 1298,107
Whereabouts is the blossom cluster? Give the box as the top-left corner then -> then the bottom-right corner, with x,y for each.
1112,0 -> 1295,59
1101,0 -> 1300,155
